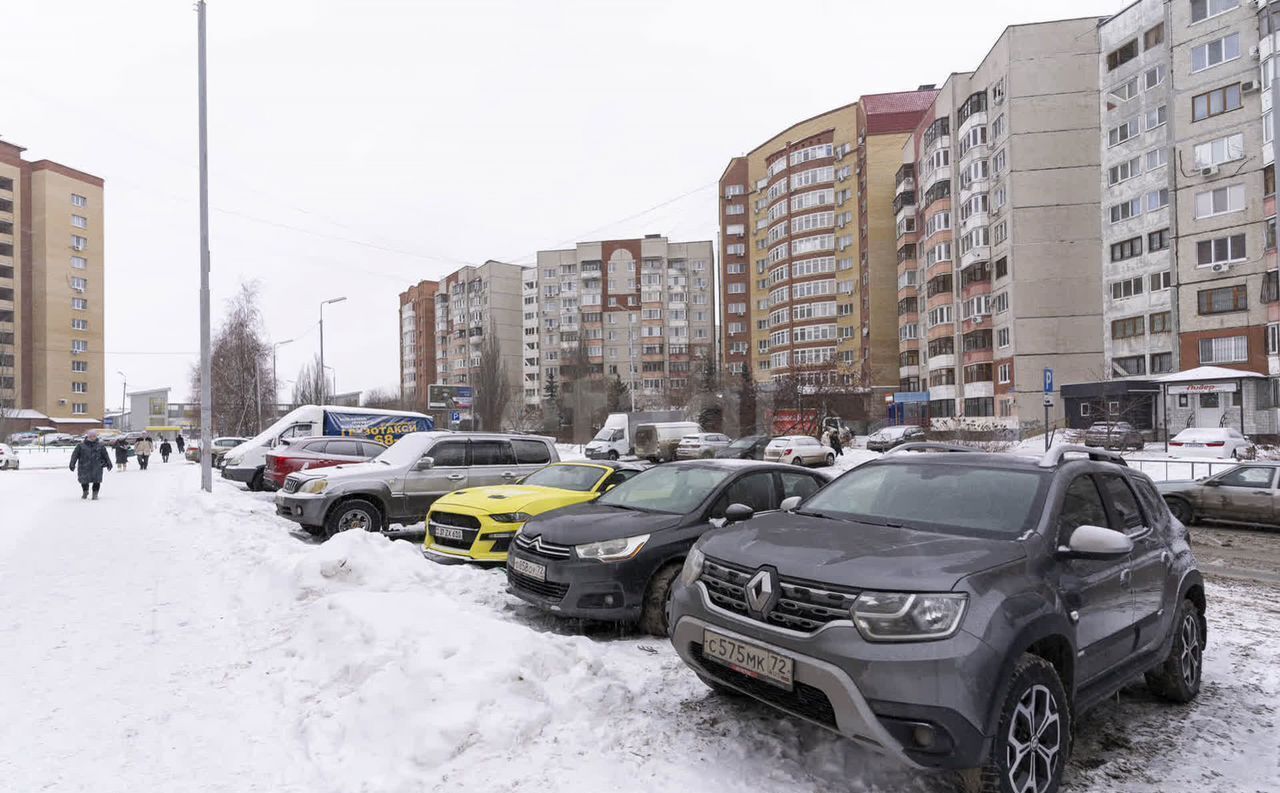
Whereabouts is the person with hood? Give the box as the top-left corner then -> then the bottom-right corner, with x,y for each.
135,436 -> 154,470
175,434 -> 185,454
70,430 -> 113,500
159,437 -> 173,463
114,439 -> 130,470
827,428 -> 843,458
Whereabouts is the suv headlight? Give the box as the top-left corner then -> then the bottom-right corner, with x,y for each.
680,546 -> 705,586
575,534 -> 650,562
490,512 -> 532,523
299,478 -> 328,494
851,592 -> 967,642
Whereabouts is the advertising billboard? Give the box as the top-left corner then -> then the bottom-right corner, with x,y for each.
427,384 -> 474,411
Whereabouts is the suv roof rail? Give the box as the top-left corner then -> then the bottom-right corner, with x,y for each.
885,442 -> 979,455
1038,444 -> 1128,468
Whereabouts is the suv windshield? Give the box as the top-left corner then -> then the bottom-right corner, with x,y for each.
522,464 -> 604,492
373,434 -> 432,466
802,462 -> 1048,536
596,465 -> 733,514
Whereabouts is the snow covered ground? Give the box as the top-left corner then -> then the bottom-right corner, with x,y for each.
1,460 -> 1277,792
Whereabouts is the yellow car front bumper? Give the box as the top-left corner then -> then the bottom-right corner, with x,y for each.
423,509 -> 522,563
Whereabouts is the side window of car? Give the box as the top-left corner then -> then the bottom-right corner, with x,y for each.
471,440 -> 515,466
360,442 -> 386,458
712,471 -> 777,517
512,439 -> 552,464
302,440 -> 329,453
428,441 -> 467,467
326,440 -> 361,457
1096,473 -> 1146,533
1215,467 -> 1275,488
279,424 -> 312,440
1057,476 -> 1110,544
779,471 -> 822,501
602,469 -> 638,489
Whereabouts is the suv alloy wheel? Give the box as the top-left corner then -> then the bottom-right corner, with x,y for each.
325,498 -> 382,538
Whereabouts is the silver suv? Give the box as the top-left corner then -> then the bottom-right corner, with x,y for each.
274,432 -> 558,536
669,445 -> 1205,792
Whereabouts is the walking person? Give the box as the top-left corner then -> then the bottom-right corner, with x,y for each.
69,430 -> 113,500
828,428 -> 843,458
135,436 -> 154,470
159,438 -> 173,463
175,434 -> 185,454
114,439 -> 130,471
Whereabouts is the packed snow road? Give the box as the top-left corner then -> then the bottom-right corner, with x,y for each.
0,461 -> 1277,792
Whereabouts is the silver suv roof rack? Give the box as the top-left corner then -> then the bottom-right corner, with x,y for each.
1038,444 -> 1128,468
885,442 -> 979,455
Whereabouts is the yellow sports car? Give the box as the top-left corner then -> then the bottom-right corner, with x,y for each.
423,461 -> 647,562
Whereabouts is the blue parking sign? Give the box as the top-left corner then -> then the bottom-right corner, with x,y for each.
451,410 -> 461,423
1043,367 -> 1054,394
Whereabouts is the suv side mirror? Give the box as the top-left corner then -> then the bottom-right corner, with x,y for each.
724,503 -> 755,524
1203,480 -> 1220,487
415,456 -> 435,471
780,495 -> 802,511
1060,524 -> 1133,560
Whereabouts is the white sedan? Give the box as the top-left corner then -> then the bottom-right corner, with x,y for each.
0,443 -> 17,470
1167,427 -> 1256,459
762,435 -> 837,467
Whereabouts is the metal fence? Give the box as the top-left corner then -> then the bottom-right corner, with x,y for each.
1123,456 -> 1237,482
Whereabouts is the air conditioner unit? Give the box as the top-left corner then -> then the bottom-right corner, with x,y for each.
1201,165 -> 1220,177
1211,262 -> 1231,273
1242,80 -> 1260,93
1250,45 -> 1261,60
1254,0 -> 1266,10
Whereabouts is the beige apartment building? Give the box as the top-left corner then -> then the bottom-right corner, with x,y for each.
398,279 -> 438,413
433,260 -> 526,417
717,91 -> 935,413
527,236 -> 715,408
0,138 -> 105,422
895,18 -> 1104,428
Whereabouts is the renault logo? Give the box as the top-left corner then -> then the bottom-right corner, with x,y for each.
745,568 -> 778,615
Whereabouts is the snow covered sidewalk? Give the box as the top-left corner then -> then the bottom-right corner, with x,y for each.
0,462 -> 1277,792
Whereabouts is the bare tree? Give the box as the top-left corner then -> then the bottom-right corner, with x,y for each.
473,333 -> 511,431
542,369 -> 562,437
560,333 -> 605,442
189,282 -> 276,436
292,354 -> 326,407
0,404 -> 17,444
361,387 -> 404,410
736,363 -> 758,436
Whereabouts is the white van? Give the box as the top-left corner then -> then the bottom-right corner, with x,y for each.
220,404 -> 433,490
633,421 -> 702,463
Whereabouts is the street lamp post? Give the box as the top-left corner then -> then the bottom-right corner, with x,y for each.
117,370 -> 127,431
323,365 -> 337,401
272,338 -> 294,407
318,297 -> 347,404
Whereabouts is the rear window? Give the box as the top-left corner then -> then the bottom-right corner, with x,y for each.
802,462 -> 1048,537
512,439 -> 551,464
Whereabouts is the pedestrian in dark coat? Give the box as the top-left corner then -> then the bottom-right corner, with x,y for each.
175,434 -> 185,453
114,440 -> 129,470
828,429 -> 843,458
70,430 -> 113,499
160,439 -> 173,463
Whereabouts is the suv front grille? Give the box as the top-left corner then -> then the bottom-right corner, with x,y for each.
700,558 -> 859,633
281,476 -> 302,494
513,533 -> 572,559
507,568 -> 569,602
693,642 -> 837,728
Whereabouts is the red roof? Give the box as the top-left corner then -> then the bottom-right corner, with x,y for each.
861,90 -> 939,135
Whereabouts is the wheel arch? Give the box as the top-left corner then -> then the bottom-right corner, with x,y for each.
324,489 -> 390,527
983,615 -> 1077,736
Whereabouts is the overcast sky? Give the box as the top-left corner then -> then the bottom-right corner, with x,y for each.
5,0 -> 1126,411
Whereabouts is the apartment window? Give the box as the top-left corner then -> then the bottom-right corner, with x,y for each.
72,360 -> 88,372
1148,228 -> 1170,252
1145,188 -> 1169,212
71,235 -> 87,251
1192,32 -> 1241,73
0,199 -> 11,213
71,318 -> 88,331
1112,316 -> 1145,339
1113,355 -> 1147,376
992,149 -> 1007,173
72,381 -> 87,394
1150,270 -> 1172,291
1149,311 -> 1172,334
1151,352 -> 1174,374
1193,184 -> 1245,218
71,215 -> 88,229
1192,84 -> 1243,122
71,255 -> 87,270
1111,237 -> 1143,262
1144,22 -> 1164,50
1270,322 -> 1280,354
991,114 -> 1005,139
1110,77 -> 1139,104
964,397 -> 995,417
727,283 -> 746,294
0,177 -> 12,192
726,243 -> 746,256
71,277 -> 87,291
997,327 -> 1011,348
1146,148 -> 1168,170
1196,234 -> 1246,266
71,193 -> 87,207
1199,335 -> 1247,364
1108,157 -> 1142,186
1143,105 -> 1167,131
1108,119 -> 1138,147
72,297 -> 88,310
72,340 -> 88,353
1144,65 -> 1167,90
993,186 -> 1007,210
928,305 -> 953,327
995,257 -> 1008,278
725,205 -> 745,216
1191,0 -> 1239,24
929,368 -> 957,387
1198,284 -> 1247,314
996,362 -> 1012,384
72,402 -> 87,415
1111,277 -> 1145,299
0,287 -> 11,301
1107,39 -> 1138,72
992,292 -> 1009,313
1109,197 -> 1142,223
992,222 -> 1007,245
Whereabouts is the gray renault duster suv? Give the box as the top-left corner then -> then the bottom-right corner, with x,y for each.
669,445 -> 1205,793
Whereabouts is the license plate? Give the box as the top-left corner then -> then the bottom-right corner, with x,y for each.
1187,442 -> 1203,447
510,556 -> 546,582
702,629 -> 794,690
432,524 -> 465,541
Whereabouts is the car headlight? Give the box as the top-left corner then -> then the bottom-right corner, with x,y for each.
490,512 -> 533,523
851,592 -> 967,642
575,533 -> 650,562
299,478 -> 328,494
680,546 -> 705,586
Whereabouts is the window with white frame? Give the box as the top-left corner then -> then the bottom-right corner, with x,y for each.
1111,276 -> 1144,299
71,235 -> 87,251
993,185 -> 1007,210
1108,119 -> 1138,147
1109,197 -> 1142,223
991,114 -> 1005,139
72,360 -> 88,372
1194,184 -> 1245,218
1268,323 -> 1280,355
1143,105 -> 1167,131
71,215 -> 87,229
997,363 -> 1011,384
791,235 -> 834,255
1196,233 -> 1247,266
1193,133 -> 1245,168
71,193 -> 87,208
71,276 -> 87,291
72,297 -> 87,310
992,221 -> 1008,245
791,257 -> 836,277
71,318 -> 87,331
928,305 -> 953,327
1191,32 -> 1240,72
1199,335 -> 1247,364
926,212 -> 952,237
997,327 -> 1010,348
789,144 -> 833,166
791,189 -> 834,212
1108,156 -> 1142,186
992,292 -> 1009,313
1145,148 -> 1168,170
925,242 -> 953,266
72,402 -> 87,415
726,223 -> 745,235
899,324 -> 918,341
1110,77 -> 1139,104
72,339 -> 87,353
1145,188 -> 1169,211
1191,0 -> 1240,24
791,212 -> 834,234
1150,269 -> 1172,291
1143,64 -> 1166,90
791,166 -> 835,189
72,381 -> 87,394
71,256 -> 87,270
726,243 -> 745,256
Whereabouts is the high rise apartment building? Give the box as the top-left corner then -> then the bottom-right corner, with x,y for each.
434,261 -> 526,407
895,19 -> 1104,427
717,92 -> 935,401
398,279 -> 438,412
525,236 -> 715,407
0,139 -> 105,420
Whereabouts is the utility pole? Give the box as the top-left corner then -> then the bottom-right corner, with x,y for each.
272,338 -> 293,408
319,296 -> 346,404
196,0 -> 213,493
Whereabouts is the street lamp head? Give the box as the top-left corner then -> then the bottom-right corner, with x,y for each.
323,296 -> 348,306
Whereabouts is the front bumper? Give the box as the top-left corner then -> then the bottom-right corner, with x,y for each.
274,492 -> 329,526
220,464 -> 257,484
423,507 -> 519,562
668,577 -> 993,770
505,546 -> 648,621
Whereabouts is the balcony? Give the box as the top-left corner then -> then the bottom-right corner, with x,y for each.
959,244 -> 990,269
892,191 -> 916,215
922,180 -> 951,210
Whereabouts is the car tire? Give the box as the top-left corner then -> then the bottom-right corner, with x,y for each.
248,468 -> 265,492
791,457 -> 804,466
324,498 -> 382,538
1144,597 -> 1205,704
825,453 -> 835,466
701,451 -> 714,459
638,562 -> 681,637
959,653 -> 1071,793
607,450 -> 619,461
1165,496 -> 1194,526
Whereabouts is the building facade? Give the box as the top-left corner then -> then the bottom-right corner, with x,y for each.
896,18 -> 1105,428
717,92 -> 935,410
0,138 -> 105,421
434,262 -> 526,410
398,279 -> 438,413
526,236 -> 715,408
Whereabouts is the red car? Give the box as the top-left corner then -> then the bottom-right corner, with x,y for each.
263,436 -> 387,490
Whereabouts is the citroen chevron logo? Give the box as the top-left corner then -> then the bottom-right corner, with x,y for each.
746,569 -> 775,614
